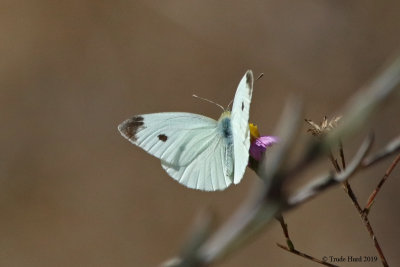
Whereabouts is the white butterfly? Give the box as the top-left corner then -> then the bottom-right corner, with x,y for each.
118,70 -> 254,191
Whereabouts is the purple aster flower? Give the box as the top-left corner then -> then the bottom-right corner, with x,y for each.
250,136 -> 279,161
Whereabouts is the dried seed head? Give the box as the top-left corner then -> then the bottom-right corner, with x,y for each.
305,116 -> 342,137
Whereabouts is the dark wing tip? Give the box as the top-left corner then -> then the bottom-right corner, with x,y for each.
245,70 -> 254,86
118,115 -> 145,142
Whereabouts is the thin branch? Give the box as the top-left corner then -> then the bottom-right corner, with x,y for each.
360,215 -> 389,267
342,181 -> 363,213
339,140 -> 346,170
288,134 -> 374,208
360,152 -> 400,267
333,142 -> 363,214
296,137 -> 390,267
362,136 -> 400,168
336,140 -> 364,214
277,244 -> 339,267
276,215 -> 330,266
330,137 -> 390,267
286,134 -> 400,210
344,182 -> 388,266
329,150 -> 341,173
365,153 -> 400,213
276,215 -> 294,251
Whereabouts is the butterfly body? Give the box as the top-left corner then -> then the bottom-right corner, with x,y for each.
118,71 -> 253,191
217,111 -> 233,143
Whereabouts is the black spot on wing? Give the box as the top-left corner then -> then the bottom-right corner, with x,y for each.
241,102 -> 244,111
119,116 -> 144,142
158,134 -> 168,142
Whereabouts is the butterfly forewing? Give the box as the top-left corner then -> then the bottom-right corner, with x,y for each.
118,113 -> 218,166
231,70 -> 254,184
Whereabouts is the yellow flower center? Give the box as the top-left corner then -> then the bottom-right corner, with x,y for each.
249,123 -> 260,142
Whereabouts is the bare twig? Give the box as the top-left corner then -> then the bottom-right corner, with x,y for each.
362,136 -> 400,168
329,150 -> 342,173
276,215 -> 331,266
275,215 -> 294,251
336,140 -> 364,215
335,139 -> 389,267
277,244 -> 339,267
288,134 -> 374,208
342,180 -> 363,213
365,153 -> 400,213
361,216 -> 389,267
339,140 -> 346,170
287,133 -> 396,267
333,141 -> 364,214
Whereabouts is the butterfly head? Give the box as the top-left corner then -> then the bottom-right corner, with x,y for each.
218,110 -> 231,121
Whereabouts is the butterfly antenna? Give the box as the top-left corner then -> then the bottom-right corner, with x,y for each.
227,99 -> 234,111
192,94 -> 225,112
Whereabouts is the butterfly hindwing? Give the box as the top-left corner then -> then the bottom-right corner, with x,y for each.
161,128 -> 234,191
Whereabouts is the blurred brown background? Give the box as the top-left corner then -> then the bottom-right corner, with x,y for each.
1,1 -> 400,266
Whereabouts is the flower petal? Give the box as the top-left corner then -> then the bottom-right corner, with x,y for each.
249,136 -> 279,161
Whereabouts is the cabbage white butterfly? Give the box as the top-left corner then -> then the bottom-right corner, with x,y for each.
118,70 -> 253,191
